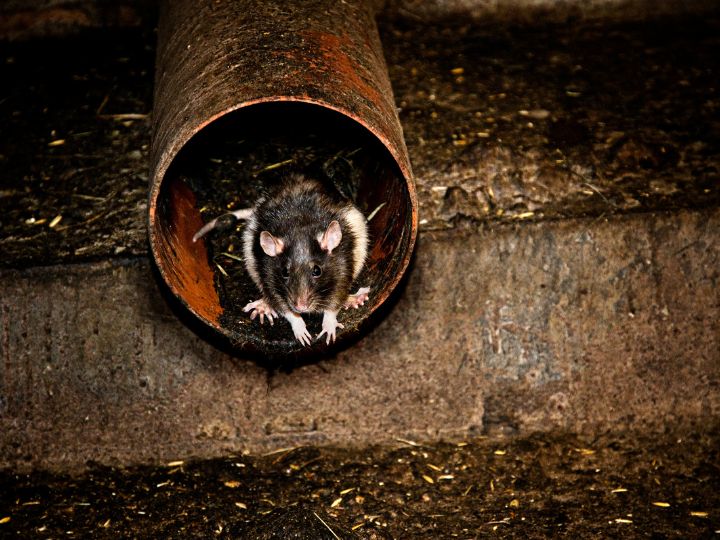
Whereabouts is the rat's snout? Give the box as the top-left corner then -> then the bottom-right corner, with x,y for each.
292,289 -> 312,313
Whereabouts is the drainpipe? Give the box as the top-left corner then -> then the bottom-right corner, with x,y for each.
148,0 -> 417,354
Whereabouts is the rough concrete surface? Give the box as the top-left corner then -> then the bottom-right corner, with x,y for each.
2,208 -> 717,470
0,0 -> 151,41
1,0 -> 717,41
386,0 -> 719,23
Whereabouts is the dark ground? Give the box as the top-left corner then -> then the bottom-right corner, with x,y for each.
1,12 -> 719,268
1,433 -> 719,538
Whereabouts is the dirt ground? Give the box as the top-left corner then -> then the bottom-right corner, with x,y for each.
2,12 -> 719,268
1,432 -> 718,538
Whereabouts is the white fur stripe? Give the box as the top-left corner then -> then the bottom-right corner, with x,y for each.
242,212 -> 262,288
342,206 -> 369,279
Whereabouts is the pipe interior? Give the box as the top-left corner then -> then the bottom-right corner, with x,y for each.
155,102 -> 413,354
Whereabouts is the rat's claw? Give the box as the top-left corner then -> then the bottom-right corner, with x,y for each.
318,311 -> 344,345
344,287 -> 370,310
295,327 -> 312,346
317,328 -> 337,345
243,298 -> 277,325
286,313 -> 311,347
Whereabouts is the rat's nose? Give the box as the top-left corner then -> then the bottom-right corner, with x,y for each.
295,297 -> 310,313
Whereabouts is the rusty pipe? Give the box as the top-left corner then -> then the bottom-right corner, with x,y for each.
149,0 -> 417,354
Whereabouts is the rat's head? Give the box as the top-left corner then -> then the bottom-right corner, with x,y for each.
259,220 -> 349,313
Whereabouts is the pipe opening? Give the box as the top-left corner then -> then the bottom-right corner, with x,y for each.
152,102 -> 413,354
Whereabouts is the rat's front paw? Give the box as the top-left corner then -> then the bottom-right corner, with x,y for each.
284,312 -> 312,346
243,298 -> 278,325
317,310 -> 345,345
344,287 -> 370,310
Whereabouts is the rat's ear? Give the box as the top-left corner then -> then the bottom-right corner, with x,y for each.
260,231 -> 284,256
318,220 -> 342,254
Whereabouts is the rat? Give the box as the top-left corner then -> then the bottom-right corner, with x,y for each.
193,173 -> 370,346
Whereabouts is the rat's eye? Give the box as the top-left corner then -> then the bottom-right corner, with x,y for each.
281,266 -> 290,279
311,265 -> 322,278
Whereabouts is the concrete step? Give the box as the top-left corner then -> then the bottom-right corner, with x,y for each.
2,208 -> 718,470
1,8 -> 719,470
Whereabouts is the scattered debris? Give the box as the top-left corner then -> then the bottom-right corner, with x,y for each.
9,434 -> 714,536
366,202 -> 386,222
